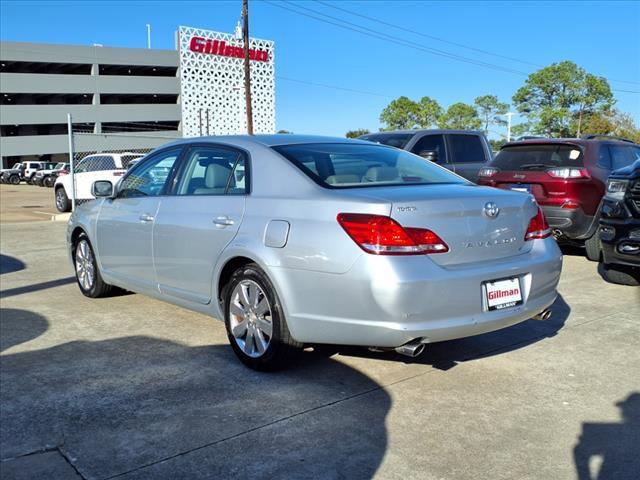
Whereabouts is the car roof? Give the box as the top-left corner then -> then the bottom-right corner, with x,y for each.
502,138 -> 638,148
158,134 -> 373,149
363,129 -> 484,136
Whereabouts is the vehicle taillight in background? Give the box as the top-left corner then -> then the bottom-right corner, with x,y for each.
337,213 -> 449,255
478,167 -> 499,178
525,206 -> 552,240
113,170 -> 126,177
546,167 -> 590,179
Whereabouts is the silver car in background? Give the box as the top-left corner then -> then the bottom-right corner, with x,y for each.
67,135 -> 562,370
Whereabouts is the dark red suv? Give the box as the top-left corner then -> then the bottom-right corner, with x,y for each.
477,135 -> 640,260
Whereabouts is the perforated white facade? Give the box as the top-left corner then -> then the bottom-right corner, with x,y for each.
178,26 -> 275,138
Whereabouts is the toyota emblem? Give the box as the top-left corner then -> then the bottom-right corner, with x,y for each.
483,202 -> 500,219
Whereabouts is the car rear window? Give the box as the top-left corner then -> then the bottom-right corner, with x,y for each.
359,133 -> 414,149
272,143 -> 466,189
121,155 -> 142,169
492,144 -> 584,171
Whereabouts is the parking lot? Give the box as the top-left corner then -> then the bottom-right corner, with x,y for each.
0,186 -> 638,480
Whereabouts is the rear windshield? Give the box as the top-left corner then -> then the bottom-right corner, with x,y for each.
121,155 -> 142,169
492,144 -> 584,170
272,143 -> 466,188
359,133 -> 414,149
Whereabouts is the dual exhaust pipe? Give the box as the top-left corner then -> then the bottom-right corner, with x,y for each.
393,308 -> 553,358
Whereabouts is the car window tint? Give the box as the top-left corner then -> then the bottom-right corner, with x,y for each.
597,145 -> 611,168
491,144 -> 584,170
273,143 -> 466,188
411,135 -> 446,163
176,146 -> 246,195
360,133 -> 414,148
608,145 -> 640,171
448,135 -> 485,163
119,148 -> 181,198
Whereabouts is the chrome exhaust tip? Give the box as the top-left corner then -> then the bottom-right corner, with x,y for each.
533,309 -> 552,321
394,340 -> 426,358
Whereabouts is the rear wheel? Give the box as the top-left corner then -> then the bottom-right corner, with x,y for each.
584,232 -> 601,262
9,175 -> 20,185
224,263 -> 302,371
73,235 -> 115,297
55,187 -> 70,212
44,176 -> 54,187
601,264 -> 639,286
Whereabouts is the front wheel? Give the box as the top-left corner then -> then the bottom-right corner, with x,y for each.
55,187 -> 71,212
224,263 -> 302,371
584,232 -> 601,262
73,235 -> 115,297
9,175 -> 20,185
44,176 -> 54,187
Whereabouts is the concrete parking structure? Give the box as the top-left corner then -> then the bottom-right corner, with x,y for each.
0,217 -> 639,479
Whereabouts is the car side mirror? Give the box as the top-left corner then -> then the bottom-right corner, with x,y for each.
92,180 -> 114,198
418,150 -> 438,162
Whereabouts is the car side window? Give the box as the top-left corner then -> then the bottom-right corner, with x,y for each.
597,145 -> 611,168
176,146 -> 248,196
448,134 -> 485,163
118,148 -> 182,198
411,135 -> 446,163
608,145 -> 640,171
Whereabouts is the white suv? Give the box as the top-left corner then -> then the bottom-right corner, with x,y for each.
54,152 -> 142,212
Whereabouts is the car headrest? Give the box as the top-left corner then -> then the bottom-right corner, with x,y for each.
204,164 -> 231,189
325,174 -> 360,185
364,166 -> 400,182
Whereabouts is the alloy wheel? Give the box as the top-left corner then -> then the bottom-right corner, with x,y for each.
75,240 -> 95,291
229,279 -> 273,358
56,190 -> 65,210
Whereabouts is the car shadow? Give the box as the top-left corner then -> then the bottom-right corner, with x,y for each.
573,392 -> 640,479
318,294 -> 571,371
0,254 -> 26,275
0,309 -> 391,480
560,243 -> 588,258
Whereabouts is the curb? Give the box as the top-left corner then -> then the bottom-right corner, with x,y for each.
51,213 -> 71,222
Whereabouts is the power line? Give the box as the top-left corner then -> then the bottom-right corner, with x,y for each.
264,0 -> 529,76
264,0 -> 639,94
313,0 -> 640,87
277,75 -> 392,98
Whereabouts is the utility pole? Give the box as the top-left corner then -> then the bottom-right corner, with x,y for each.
504,112 -> 515,142
242,0 -> 254,135
146,24 -> 151,49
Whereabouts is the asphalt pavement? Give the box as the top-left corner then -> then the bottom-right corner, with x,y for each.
0,219 -> 638,480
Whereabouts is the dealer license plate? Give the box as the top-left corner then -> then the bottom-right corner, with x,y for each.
484,277 -> 523,311
508,184 -> 531,193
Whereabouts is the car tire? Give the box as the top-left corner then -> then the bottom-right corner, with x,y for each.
9,175 -> 20,185
55,187 -> 71,212
584,232 -> 601,262
224,263 -> 302,371
44,176 -> 54,187
27,174 -> 35,185
601,264 -> 640,286
73,234 -> 115,298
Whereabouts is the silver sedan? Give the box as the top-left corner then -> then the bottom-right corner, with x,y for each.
67,135 -> 562,370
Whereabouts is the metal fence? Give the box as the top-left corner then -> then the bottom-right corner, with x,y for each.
64,117 -> 180,211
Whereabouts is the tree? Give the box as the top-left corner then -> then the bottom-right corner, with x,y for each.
379,96 -> 420,130
580,109 -> 640,143
345,129 -> 370,138
277,129 -> 293,134
416,96 -> 443,128
512,61 -> 614,138
474,95 -> 509,134
438,102 -> 482,130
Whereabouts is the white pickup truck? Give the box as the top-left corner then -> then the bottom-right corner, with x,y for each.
54,152 -> 142,212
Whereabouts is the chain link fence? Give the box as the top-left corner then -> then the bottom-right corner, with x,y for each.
61,121 -> 180,212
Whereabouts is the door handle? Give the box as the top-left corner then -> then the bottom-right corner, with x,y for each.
139,213 -> 155,223
213,216 -> 235,227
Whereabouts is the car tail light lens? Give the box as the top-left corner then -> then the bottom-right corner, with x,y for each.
561,201 -> 580,209
546,167 -> 590,179
478,167 -> 499,177
525,206 -> 551,240
113,170 -> 126,177
58,171 -> 68,176
337,213 -> 449,255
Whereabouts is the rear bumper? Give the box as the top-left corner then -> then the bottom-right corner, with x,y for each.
541,205 -> 596,240
271,237 -> 563,348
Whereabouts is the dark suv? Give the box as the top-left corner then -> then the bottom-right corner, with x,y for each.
598,160 -> 640,285
359,130 -> 492,182
477,135 -> 640,260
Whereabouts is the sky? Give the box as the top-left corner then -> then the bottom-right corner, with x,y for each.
1,0 -> 639,138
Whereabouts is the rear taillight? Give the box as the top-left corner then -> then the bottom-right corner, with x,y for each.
546,167 -> 590,179
337,213 -> 449,255
58,171 -> 68,176
113,170 -> 126,177
478,167 -> 499,177
525,206 -> 551,241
